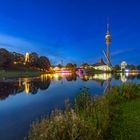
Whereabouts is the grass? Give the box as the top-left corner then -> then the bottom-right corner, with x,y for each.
108,98 -> 140,140
0,64 -> 50,78
25,83 -> 140,140
0,70 -> 45,78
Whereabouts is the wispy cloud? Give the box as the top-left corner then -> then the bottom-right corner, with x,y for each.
0,34 -> 65,63
111,48 -> 139,57
0,34 -> 34,53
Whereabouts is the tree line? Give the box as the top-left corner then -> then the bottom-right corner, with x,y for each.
0,48 -> 51,71
114,64 -> 140,71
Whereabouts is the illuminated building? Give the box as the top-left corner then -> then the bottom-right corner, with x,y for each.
121,61 -> 127,71
92,58 -> 112,71
25,52 -> 30,63
53,66 -> 61,71
93,64 -> 112,71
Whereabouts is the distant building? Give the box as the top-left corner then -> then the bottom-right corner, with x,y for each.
92,58 -> 112,71
53,66 -> 61,71
121,61 -> 127,70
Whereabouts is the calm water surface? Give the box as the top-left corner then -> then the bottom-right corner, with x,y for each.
0,73 -> 140,140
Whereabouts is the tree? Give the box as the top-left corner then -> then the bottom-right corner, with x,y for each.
66,63 -> 77,71
136,65 -> 140,70
13,52 -> 25,64
38,56 -> 51,70
114,64 -> 121,71
127,64 -> 136,70
29,52 -> 39,67
0,48 -> 14,68
80,63 -> 89,68
57,64 -> 63,68
66,63 -> 74,69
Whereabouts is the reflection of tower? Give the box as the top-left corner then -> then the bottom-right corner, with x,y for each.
104,79 -> 111,94
24,78 -> 30,94
105,18 -> 111,66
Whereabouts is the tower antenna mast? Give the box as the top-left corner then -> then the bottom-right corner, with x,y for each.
107,17 -> 110,33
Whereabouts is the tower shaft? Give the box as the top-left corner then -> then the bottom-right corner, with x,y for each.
107,44 -> 110,65
105,18 -> 111,66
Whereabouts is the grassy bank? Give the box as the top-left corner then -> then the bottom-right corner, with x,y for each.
0,70 -> 46,78
108,98 -> 140,140
0,64 -> 50,78
25,84 -> 140,140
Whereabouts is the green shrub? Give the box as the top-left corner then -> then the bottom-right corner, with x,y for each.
25,84 -> 140,140
106,83 -> 140,105
25,88 -> 110,140
25,109 -> 101,140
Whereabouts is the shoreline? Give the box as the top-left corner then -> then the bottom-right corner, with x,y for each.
0,69 -> 139,79
0,70 -> 50,79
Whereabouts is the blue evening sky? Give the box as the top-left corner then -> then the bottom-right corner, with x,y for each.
0,0 -> 140,65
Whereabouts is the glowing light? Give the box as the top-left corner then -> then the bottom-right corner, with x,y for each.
126,72 -> 129,77
53,73 -> 60,80
125,69 -> 129,72
25,52 -> 30,63
56,70 -> 70,74
93,73 -> 112,80
13,61 -> 17,64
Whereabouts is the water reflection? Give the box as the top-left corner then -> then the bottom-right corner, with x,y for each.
0,72 -> 140,100
0,76 -> 51,100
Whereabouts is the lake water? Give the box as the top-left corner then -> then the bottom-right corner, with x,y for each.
0,72 -> 140,140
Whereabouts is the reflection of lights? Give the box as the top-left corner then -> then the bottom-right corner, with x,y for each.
47,74 -> 53,79
89,76 -> 93,80
53,73 -> 60,80
52,72 -> 72,81
93,73 -> 112,80
78,73 -> 112,81
24,78 -> 30,94
84,75 -> 89,80
18,78 -> 22,87
56,70 -> 71,74
40,74 -> 48,81
40,73 -> 73,81
120,73 -> 127,83
126,72 -> 129,77
121,76 -> 127,83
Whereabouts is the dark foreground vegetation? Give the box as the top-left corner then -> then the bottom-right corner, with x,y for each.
25,83 -> 140,140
